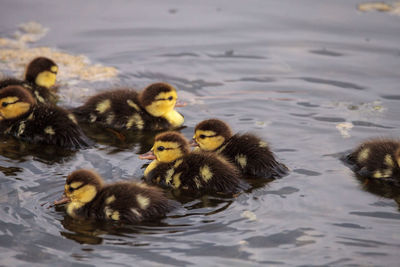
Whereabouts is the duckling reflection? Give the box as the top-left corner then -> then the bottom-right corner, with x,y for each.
73,82 -> 185,131
0,57 -> 59,104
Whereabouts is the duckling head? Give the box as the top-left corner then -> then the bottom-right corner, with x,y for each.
25,57 -> 58,88
59,169 -> 104,217
193,119 -> 233,151
139,82 -> 184,128
141,131 -> 190,163
0,85 -> 35,121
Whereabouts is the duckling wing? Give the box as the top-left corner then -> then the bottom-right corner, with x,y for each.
223,134 -> 288,179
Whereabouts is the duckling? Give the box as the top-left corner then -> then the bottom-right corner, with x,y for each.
54,169 -> 177,223
139,131 -> 247,195
0,57 -> 59,104
0,85 -> 89,149
345,139 -> 400,180
192,119 -> 288,179
73,82 -> 184,131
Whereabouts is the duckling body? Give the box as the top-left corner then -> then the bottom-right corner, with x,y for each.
73,83 -> 184,131
0,85 -> 89,149
56,169 -> 177,223
140,131 -> 247,195
0,57 -> 59,104
346,139 -> 400,180
193,119 -> 288,179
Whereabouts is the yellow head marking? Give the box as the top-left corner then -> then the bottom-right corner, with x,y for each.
105,195 -> 116,205
51,66 -> 58,73
70,182 -> 83,189
96,99 -> 111,114
44,126 -> 55,135
384,154 -> 394,167
65,184 -> 97,204
153,141 -> 185,163
200,165 -> 213,182
357,148 -> 370,163
127,99 -> 140,111
0,96 -> 31,120
136,194 -> 150,210
35,71 -> 57,88
173,172 -> 182,188
235,154 -> 247,169
194,130 -> 225,151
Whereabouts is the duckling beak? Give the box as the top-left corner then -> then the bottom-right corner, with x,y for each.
189,138 -> 199,147
54,194 -> 71,205
139,150 -> 157,160
175,100 -> 187,107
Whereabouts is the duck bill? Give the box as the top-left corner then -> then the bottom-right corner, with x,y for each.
54,194 -> 71,205
175,100 -> 187,107
139,150 -> 157,160
189,139 -> 199,147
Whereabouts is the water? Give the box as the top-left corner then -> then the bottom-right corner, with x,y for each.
1,0 -> 400,266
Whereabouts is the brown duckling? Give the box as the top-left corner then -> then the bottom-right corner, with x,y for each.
139,131 -> 247,195
0,85 -> 89,149
192,119 -> 288,179
0,57 -> 59,104
345,139 -> 400,180
54,169 -> 177,223
73,82 -> 184,131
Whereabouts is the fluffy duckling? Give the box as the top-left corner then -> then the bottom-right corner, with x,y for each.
0,85 -> 89,149
73,82 -> 184,131
0,57 -> 59,104
192,119 -> 288,179
55,169 -> 177,223
345,139 -> 400,180
139,131 -> 247,195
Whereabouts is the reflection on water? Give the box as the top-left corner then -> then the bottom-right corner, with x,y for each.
1,0 -> 400,265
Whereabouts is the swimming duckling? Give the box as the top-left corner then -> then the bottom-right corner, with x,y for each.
0,57 -> 59,104
54,169 -> 177,223
0,85 -> 89,149
139,131 -> 246,195
192,119 -> 288,179
345,139 -> 400,180
73,82 -> 184,131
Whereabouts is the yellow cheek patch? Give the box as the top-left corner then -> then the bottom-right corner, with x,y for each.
35,71 -> 57,88
0,100 -> 31,120
136,194 -> 150,210
153,141 -> 184,162
235,154 -> 247,169
357,148 -> 370,163
51,66 -> 58,73
145,91 -> 177,117
96,99 -> 111,114
70,185 -> 97,204
200,165 -> 213,182
195,130 -> 225,151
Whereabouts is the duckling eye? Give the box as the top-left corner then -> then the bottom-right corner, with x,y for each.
168,96 -> 173,101
2,102 -> 8,107
157,146 -> 165,151
199,134 -> 206,139
68,187 -> 75,192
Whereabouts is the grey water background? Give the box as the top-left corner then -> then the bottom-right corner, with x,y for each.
1,0 -> 400,266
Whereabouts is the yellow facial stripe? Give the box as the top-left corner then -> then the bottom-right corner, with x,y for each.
194,130 -> 225,151
70,182 -> 83,189
0,97 -> 31,120
51,65 -> 58,73
153,141 -> 184,162
145,91 -> 177,117
66,184 -> 97,204
35,71 -> 57,88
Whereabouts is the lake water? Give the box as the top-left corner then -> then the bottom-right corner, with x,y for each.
1,0 -> 400,266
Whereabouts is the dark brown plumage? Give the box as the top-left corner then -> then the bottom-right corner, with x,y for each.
0,57 -> 58,104
194,119 -> 288,179
142,131 -> 248,195
59,169 -> 177,223
345,139 -> 400,180
73,82 -> 184,130
0,85 -> 90,149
